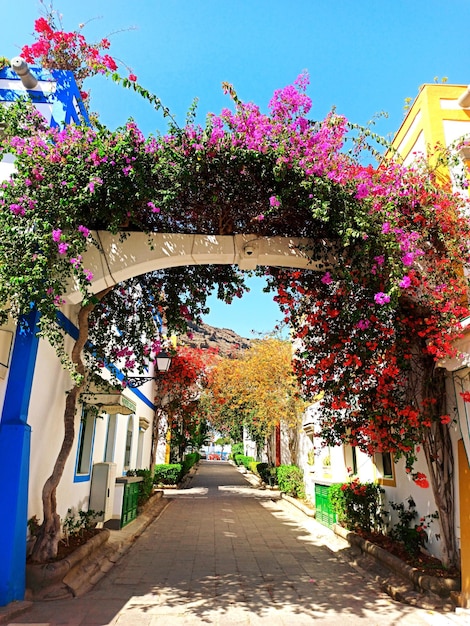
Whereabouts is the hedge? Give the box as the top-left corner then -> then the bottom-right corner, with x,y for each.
276,464 -> 305,498
154,463 -> 183,485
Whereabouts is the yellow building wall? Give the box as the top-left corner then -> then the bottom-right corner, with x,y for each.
459,439 -> 470,606
390,84 -> 470,185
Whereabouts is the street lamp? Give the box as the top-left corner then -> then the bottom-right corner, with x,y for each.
124,351 -> 172,388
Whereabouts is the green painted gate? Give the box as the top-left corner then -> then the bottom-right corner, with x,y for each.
314,483 -> 337,529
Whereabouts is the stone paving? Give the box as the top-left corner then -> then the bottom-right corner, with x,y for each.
6,461 -> 465,625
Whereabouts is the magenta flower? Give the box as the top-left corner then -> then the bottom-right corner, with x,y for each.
374,292 -> 391,305
256,214 -> 265,221
52,229 -> 62,242
355,183 -> 369,199
399,276 -> 411,289
78,225 -> 90,238
58,242 -> 69,255
381,222 -> 391,234
147,202 -> 160,213
9,204 -> 25,216
401,252 -> 414,266
84,269 -> 93,281
321,272 -> 333,285
356,319 -> 370,330
269,195 -> 281,208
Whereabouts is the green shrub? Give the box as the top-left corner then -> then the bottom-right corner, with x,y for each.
255,462 -> 272,483
154,463 -> 183,485
234,454 -> 254,468
389,496 -> 438,556
248,461 -> 258,474
182,452 -> 199,475
276,465 -> 305,498
329,479 -> 385,532
241,455 -> 255,469
230,442 -> 243,459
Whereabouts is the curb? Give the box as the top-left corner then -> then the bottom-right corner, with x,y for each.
280,493 -> 316,517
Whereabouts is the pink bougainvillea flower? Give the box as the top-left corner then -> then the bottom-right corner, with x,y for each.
321,272 -> 332,285
374,292 -> 390,305
401,252 -> 414,266
78,225 -> 90,237
399,275 -> 411,288
147,202 -> 160,213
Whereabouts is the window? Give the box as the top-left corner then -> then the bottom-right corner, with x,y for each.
124,415 -> 134,470
351,446 -> 358,475
104,414 -> 117,462
375,451 -> 396,486
74,408 -> 96,482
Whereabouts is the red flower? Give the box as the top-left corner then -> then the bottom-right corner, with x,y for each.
414,472 -> 430,489
128,73 -> 137,82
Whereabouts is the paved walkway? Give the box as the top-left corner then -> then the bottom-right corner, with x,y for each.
7,462 -> 462,625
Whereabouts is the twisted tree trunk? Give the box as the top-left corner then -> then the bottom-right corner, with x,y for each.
422,368 -> 458,568
30,289 -> 111,563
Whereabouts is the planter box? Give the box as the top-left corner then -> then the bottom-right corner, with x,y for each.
26,529 -> 111,600
333,524 -> 461,599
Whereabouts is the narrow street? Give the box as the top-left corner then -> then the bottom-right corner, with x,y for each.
9,462 -> 455,625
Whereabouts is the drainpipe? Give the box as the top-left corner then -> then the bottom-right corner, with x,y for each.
458,85 -> 470,109
10,57 -> 38,90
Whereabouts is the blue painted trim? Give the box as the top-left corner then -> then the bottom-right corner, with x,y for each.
0,67 -> 90,128
0,310 -> 40,604
2,310 -> 41,425
0,423 -> 31,604
56,311 -> 156,411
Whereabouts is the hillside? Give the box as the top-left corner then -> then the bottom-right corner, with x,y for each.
178,321 -> 251,356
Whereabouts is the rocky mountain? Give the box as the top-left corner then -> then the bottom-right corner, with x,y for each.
178,320 -> 251,356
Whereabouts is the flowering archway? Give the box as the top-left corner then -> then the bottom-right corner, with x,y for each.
2,48 -> 470,573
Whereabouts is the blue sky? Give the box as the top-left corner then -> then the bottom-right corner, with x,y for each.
3,0 -> 470,338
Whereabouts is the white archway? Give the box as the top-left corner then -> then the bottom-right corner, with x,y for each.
65,232 -> 325,304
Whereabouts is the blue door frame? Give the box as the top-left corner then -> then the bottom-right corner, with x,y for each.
0,310 -> 40,604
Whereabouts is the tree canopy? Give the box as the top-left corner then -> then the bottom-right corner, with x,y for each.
203,338 -> 305,446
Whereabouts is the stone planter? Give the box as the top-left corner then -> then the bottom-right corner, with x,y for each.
333,524 -> 461,599
26,529 -> 111,600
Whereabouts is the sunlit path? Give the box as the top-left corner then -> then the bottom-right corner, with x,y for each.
10,462 -> 450,625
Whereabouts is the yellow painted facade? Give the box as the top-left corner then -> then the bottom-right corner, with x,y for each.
391,83 -> 470,606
